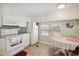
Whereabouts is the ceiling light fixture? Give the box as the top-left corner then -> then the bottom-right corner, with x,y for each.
57,3 -> 66,9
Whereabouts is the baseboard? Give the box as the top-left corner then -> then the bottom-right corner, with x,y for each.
31,42 -> 39,45
39,41 -> 54,46
4,46 -> 24,56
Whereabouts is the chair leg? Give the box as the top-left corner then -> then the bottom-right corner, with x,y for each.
69,52 -> 72,56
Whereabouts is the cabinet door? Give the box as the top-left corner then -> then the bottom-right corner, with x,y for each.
0,5 -> 3,26
22,34 -> 30,47
0,4 -> 27,27
0,38 -> 6,55
6,35 -> 23,52
3,5 -> 20,26
3,16 -> 19,26
3,5 -> 15,25
0,16 -> 2,26
3,5 -> 27,26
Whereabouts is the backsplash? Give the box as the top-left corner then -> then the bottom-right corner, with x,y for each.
0,25 -> 28,37
1,25 -> 19,29
18,27 -> 27,34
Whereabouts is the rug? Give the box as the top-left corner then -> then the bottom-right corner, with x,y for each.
14,50 -> 27,56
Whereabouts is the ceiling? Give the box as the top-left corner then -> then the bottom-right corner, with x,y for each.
2,3 -> 79,17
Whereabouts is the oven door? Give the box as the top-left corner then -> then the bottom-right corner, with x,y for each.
6,35 -> 23,52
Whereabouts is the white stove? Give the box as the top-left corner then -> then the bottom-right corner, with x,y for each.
0,28 -> 25,55
5,35 -> 23,52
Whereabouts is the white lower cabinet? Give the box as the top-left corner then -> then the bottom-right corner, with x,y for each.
6,34 -> 30,55
21,33 -> 30,47
0,38 -> 6,55
5,35 -> 22,52
0,33 -> 30,56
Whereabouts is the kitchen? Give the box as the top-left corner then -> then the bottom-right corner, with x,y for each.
0,3 -> 79,56
0,4 -> 38,56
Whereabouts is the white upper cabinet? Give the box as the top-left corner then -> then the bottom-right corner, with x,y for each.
0,16 -> 2,26
0,4 -> 3,26
0,11 -> 1,26
3,16 -> 19,26
2,4 -> 27,27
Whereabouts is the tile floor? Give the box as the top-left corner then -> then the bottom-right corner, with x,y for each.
24,42 -> 79,56
24,42 -> 63,56
24,43 -> 51,56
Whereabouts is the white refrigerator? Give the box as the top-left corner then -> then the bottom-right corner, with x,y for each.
31,22 -> 38,45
